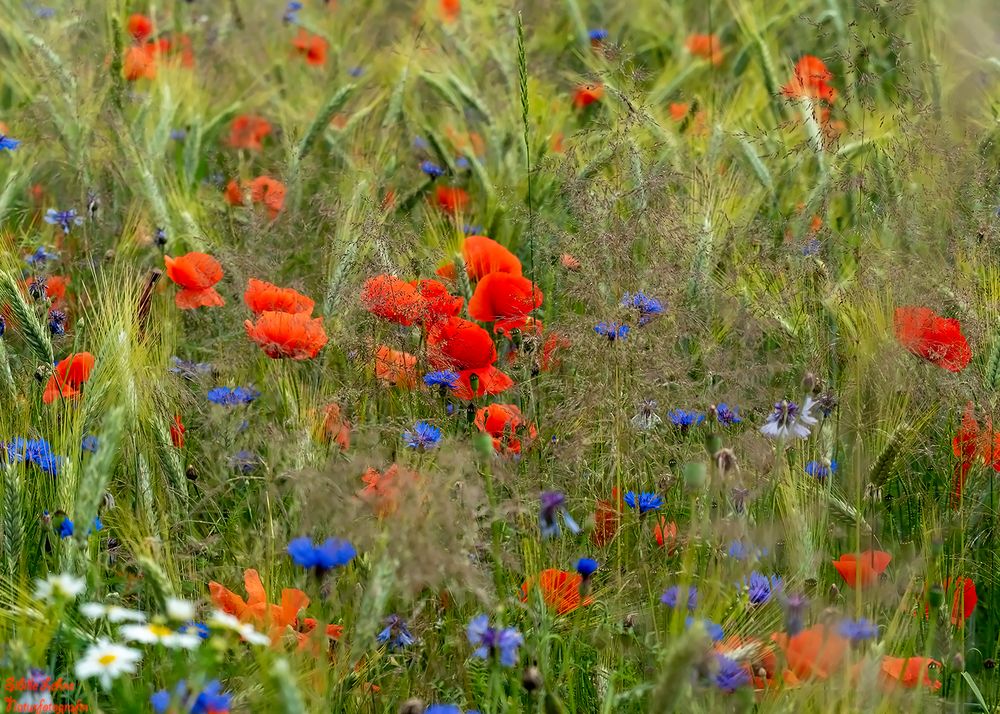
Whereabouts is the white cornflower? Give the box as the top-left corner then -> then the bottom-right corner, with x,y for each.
760,397 -> 818,440
119,622 -> 202,649
165,597 -> 196,621
79,602 -> 147,623
35,573 -> 86,602
74,639 -> 141,690
208,610 -> 271,646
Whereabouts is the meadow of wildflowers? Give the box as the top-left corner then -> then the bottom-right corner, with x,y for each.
1,0 -> 1000,712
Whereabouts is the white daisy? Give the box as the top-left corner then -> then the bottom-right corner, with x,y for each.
79,602 -> 147,623
164,597 -> 196,621
35,573 -> 86,602
74,639 -> 142,690
760,398 -> 818,440
208,610 -> 271,646
119,622 -> 202,649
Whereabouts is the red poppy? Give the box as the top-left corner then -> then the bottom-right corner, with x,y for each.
474,403 -> 537,454
540,332 -> 570,372
437,235 -> 522,281
952,402 -> 984,504
782,55 -> 837,103
293,30 -> 328,66
831,550 -> 891,589
374,345 -> 419,388
453,365 -> 515,400
771,624 -> 848,681
360,275 -> 426,326
468,272 -> 543,324
410,279 -> 463,324
245,311 -> 327,360
716,636 -> 778,690
248,176 -> 286,219
209,568 -> 309,645
164,252 -> 225,309
45,275 -> 69,306
549,132 -> 564,154
440,0 -> 460,22
43,352 -> 96,404
879,656 -> 941,691
685,34 -> 723,65
127,14 -> 154,42
591,490 -> 622,546
427,316 -> 497,370
228,115 -> 272,151
946,577 -> 977,624
244,278 -> 314,316
520,569 -> 593,615
124,44 -> 157,81
435,186 -> 469,215
653,517 -> 678,551
170,414 -> 185,448
573,84 -> 604,109
669,102 -> 689,122
894,306 -> 971,373
319,403 -> 351,451
358,464 -> 418,517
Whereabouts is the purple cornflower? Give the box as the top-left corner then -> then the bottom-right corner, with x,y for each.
287,537 -> 357,572
27,276 -> 47,301
151,680 -> 232,714
282,1 -> 303,23
44,208 -> 83,235
26,246 -> 58,266
169,357 -> 213,380
713,654 -> 750,693
588,29 -> 609,42
660,585 -> 697,611
594,321 -> 630,341
207,386 -> 259,405
539,491 -> 580,538
711,403 -> 741,426
760,398 -> 817,439
48,309 -> 66,336
621,291 -> 664,325
467,615 -> 522,667
229,450 -> 259,473
781,592 -> 808,636
744,572 -> 781,605
838,617 -> 878,644
377,614 -> 415,649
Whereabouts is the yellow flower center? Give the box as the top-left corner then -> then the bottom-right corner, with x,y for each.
149,624 -> 174,637
97,654 -> 117,666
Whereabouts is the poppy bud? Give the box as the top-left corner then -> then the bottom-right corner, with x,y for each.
802,372 -> 818,393
522,666 -> 542,692
928,584 -> 945,609
682,462 -> 707,491
828,583 -> 840,600
399,699 -> 423,714
715,448 -> 737,475
466,402 -> 476,424
472,432 -> 494,459
468,372 -> 480,395
510,328 -> 522,348
185,465 -> 198,481
704,433 -> 722,457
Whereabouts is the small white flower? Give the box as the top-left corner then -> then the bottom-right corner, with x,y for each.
208,610 -> 271,646
74,639 -> 141,690
164,597 -> 196,621
79,602 -> 147,623
35,573 -> 86,602
119,623 -> 202,649
760,398 -> 818,440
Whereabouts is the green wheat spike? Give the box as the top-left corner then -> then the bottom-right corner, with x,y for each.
74,407 -> 124,544
0,272 -> 53,367
2,464 -> 23,579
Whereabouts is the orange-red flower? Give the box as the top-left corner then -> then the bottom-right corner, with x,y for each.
591,489 -> 622,546
468,272 -> 543,324
573,84 -> 604,109
293,30 -> 328,66
716,636 -> 778,690
435,235 -> 522,282
358,464 -> 418,517
244,278 -> 314,316
228,115 -> 272,151
411,279 -> 463,324
170,414 -> 185,448
374,345 -> 419,388
45,275 -> 69,306
771,624 -> 848,681
225,177 -> 286,218
521,569 -> 593,615
319,403 -> 351,450
782,55 -> 837,103
127,14 -> 154,42
43,352 -> 96,404
686,34 -> 723,65
244,311 -> 328,360
560,253 -> 580,271
831,550 -> 891,589
427,316 -> 497,370
435,186 -> 469,215
209,568 -> 309,645
361,275 -> 426,326
124,44 -> 157,81
653,517 -> 678,551
669,102 -> 689,122
164,252 -> 225,309
454,365 -> 514,400
474,403 -> 537,454
440,0 -> 460,22
894,306 -> 971,373
946,577 -> 977,624
879,656 -> 941,691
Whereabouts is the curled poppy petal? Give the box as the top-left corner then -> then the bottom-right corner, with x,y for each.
244,278 -> 315,315
474,403 -> 537,454
43,352 -> 95,404
782,56 -> 838,103
293,30 -> 328,65
880,656 -> 941,691
521,569 -> 593,615
468,272 -> 543,324
435,186 -> 469,215
831,550 -> 891,589
228,115 -> 272,151
461,235 -> 522,280
164,253 -> 225,310
410,279 -> 463,324
127,13 -> 154,42
573,84 -> 604,109
771,624 -> 848,680
244,312 -> 328,360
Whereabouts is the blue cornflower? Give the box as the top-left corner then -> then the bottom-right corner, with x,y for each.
34,6 -> 55,19
169,129 -> 187,141
781,592 -> 808,636
282,1 -> 303,23
594,321 -> 630,341
287,536 -> 357,572
424,370 -> 460,390
376,614 -> 415,649
624,491 -> 663,514
802,238 -> 821,256
7,437 -> 62,475
44,208 -> 83,235
425,707 -> 461,714
154,227 -> 167,247
348,66 -> 364,77
838,618 -> 878,645
463,224 -> 483,235
685,616 -> 724,642
403,421 -> 442,449
27,276 -> 47,301
455,157 -> 470,170
467,614 -> 522,667
420,160 -> 445,178
667,409 -> 705,429
207,386 -> 260,406
713,654 -> 750,693
539,491 -> 580,538
727,540 -> 767,561
712,403 -> 741,426
621,291 -> 664,326
744,571 -> 781,605
180,622 -> 210,640
229,450 -> 259,473
0,135 -> 20,152
0,315 -> 5,338
660,585 -> 698,611
48,308 -> 66,336
576,558 -> 599,578
152,680 -> 232,714
169,356 -> 213,379
25,246 -> 57,266
57,516 -> 101,539
413,135 -> 429,151
805,459 -> 837,480
588,29 -> 609,42
81,435 -> 99,454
